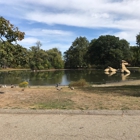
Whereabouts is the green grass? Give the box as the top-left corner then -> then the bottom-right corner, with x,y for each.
32,99 -> 74,109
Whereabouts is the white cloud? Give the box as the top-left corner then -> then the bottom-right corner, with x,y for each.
20,0 -> 140,31
114,30 -> 137,46
1,0 -> 140,51
2,0 -> 140,30
17,28 -> 76,53
17,37 -> 39,48
25,29 -> 73,37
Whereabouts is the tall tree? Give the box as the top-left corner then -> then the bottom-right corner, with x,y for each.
130,46 -> 140,66
64,36 -> 89,68
88,35 -> 131,68
136,32 -> 140,47
0,16 -> 25,43
0,17 -> 25,68
47,48 -> 64,69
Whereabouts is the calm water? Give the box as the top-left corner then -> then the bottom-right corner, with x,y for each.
0,69 -> 140,86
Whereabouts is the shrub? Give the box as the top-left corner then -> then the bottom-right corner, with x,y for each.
19,81 -> 29,88
69,79 -> 89,87
38,65 -> 44,70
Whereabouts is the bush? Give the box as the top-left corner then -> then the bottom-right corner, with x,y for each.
69,79 -> 89,87
38,65 -> 44,70
19,81 -> 28,88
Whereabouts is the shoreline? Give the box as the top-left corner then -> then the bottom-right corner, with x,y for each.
92,79 -> 140,87
1,79 -> 140,88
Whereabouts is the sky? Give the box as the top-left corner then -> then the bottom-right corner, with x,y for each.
0,0 -> 140,54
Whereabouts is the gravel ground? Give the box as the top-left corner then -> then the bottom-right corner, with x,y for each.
0,109 -> 140,140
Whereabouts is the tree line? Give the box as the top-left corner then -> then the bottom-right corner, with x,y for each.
0,40 -> 64,69
64,35 -> 140,69
0,16 -> 140,70
0,17 -> 64,70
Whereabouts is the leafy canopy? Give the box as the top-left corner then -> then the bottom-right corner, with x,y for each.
0,16 -> 25,43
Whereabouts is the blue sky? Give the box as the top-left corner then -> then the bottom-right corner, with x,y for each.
0,0 -> 139,54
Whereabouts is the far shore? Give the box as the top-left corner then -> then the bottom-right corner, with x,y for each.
0,68 -> 96,72
0,66 -> 139,72
1,78 -> 140,88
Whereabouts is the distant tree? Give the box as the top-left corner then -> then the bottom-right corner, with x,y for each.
29,42 -> 43,70
136,32 -> 140,47
36,41 -> 42,50
88,35 -> 132,68
12,44 -> 29,68
47,48 -> 64,69
130,46 -> 140,66
28,41 -> 64,70
64,36 -> 89,68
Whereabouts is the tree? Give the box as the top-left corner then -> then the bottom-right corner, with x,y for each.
47,48 -> 64,69
28,41 -> 64,70
36,41 -> 42,50
136,32 -> 140,47
130,46 -> 140,66
0,40 -> 29,68
0,17 -> 25,68
29,44 -> 42,70
88,35 -> 131,68
64,36 -> 89,68
0,16 -> 25,43
12,44 -> 29,68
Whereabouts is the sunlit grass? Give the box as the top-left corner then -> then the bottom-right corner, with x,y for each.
31,99 -> 74,109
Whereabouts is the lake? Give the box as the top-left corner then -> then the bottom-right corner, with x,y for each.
0,69 -> 140,86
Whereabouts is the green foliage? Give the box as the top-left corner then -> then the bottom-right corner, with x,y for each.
0,41 -> 29,68
64,36 -> 89,68
136,32 -> 140,47
0,18 -> 64,70
19,81 -> 28,88
47,48 -> 64,69
28,45 -> 64,70
87,35 -> 132,68
69,79 -> 89,87
0,16 -> 25,43
130,46 -> 140,66
1,17 -> 140,70
33,99 -> 74,109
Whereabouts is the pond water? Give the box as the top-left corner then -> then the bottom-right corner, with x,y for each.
0,69 -> 140,86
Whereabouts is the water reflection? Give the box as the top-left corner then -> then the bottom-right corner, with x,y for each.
0,70 -> 139,86
121,73 -> 130,81
104,71 -> 130,81
104,71 -> 116,76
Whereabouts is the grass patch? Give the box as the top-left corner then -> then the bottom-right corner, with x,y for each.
32,99 -> 74,109
69,79 -> 89,87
